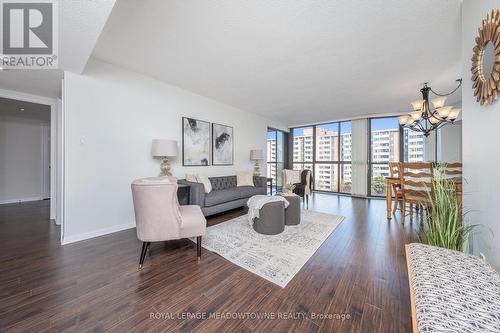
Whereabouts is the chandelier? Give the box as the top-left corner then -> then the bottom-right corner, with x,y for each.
398,79 -> 462,137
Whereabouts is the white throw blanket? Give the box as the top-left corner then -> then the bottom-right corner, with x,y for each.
247,195 -> 289,226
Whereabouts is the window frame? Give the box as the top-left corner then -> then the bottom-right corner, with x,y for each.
267,127 -> 286,194
291,121 -> 352,195
367,116 -> 403,197
367,116 -> 437,197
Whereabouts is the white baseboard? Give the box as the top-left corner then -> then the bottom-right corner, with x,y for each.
61,222 -> 136,245
0,197 -> 43,205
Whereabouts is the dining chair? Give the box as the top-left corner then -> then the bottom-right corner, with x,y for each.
442,162 -> 463,223
401,162 -> 434,224
388,162 -> 403,214
131,176 -> 207,270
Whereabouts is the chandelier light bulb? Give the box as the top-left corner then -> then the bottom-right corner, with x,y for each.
431,97 -> 447,109
448,108 -> 461,121
398,115 -> 410,125
410,110 -> 423,121
428,116 -> 440,125
437,106 -> 452,119
411,99 -> 424,111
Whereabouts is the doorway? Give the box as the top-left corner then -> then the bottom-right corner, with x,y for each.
0,97 -> 51,204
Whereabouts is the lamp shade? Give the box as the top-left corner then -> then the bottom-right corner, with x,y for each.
411,99 -> 424,111
250,149 -> 264,160
431,97 -> 447,109
151,139 -> 178,157
437,106 -> 452,119
448,108 -> 461,121
410,110 -> 423,121
398,115 -> 410,125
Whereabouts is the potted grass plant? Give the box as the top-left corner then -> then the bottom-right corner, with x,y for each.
283,182 -> 296,194
418,164 -> 476,252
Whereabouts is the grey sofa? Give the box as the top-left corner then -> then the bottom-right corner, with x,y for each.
178,176 -> 267,216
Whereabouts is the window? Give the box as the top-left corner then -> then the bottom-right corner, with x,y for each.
292,127 -> 314,183
291,121 -> 351,194
403,127 -> 426,162
369,117 -> 401,196
292,127 -> 313,163
267,128 -> 285,193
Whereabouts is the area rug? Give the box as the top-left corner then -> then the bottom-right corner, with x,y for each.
200,210 -> 344,288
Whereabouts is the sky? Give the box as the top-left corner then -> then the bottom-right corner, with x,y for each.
268,118 -> 399,139
291,118 -> 399,136
291,121 -> 353,136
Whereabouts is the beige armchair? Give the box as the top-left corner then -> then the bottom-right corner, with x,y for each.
131,176 -> 207,270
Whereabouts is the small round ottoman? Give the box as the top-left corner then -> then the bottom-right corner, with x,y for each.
279,193 -> 301,225
252,201 -> 285,235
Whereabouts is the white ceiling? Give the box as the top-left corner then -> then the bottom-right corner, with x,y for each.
0,97 -> 51,121
59,0 -> 116,74
0,70 -> 63,98
93,0 -> 462,126
0,0 -> 115,99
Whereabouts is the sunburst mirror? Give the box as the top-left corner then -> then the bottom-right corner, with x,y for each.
471,9 -> 500,105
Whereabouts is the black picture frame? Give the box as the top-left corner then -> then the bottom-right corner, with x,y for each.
182,117 -> 211,166
212,123 -> 234,166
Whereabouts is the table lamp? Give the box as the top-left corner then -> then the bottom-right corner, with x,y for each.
250,149 -> 264,176
151,139 -> 178,176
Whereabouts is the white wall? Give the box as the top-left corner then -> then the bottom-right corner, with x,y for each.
462,0 -> 500,269
0,110 -> 50,203
438,122 -> 462,162
62,58 -> 287,244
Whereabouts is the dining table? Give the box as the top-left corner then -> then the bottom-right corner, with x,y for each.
385,175 -> 462,221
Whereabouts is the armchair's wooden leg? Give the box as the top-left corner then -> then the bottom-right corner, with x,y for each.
138,242 -> 150,270
196,236 -> 202,261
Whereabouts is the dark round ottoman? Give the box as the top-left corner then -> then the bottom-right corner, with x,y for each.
252,201 -> 285,235
279,193 -> 301,225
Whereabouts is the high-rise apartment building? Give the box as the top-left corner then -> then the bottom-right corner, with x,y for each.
267,126 -> 424,193
266,137 -> 277,181
292,127 -> 352,192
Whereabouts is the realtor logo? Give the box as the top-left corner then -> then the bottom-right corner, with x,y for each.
0,0 -> 58,68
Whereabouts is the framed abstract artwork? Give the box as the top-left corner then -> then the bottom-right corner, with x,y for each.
212,123 -> 234,165
182,117 -> 210,166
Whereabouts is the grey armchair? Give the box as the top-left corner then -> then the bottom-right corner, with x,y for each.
131,177 -> 206,270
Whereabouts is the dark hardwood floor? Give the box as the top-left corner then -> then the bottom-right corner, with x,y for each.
0,194 -> 418,332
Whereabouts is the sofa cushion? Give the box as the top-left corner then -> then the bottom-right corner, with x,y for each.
204,189 -> 238,207
210,176 -> 237,191
235,186 -> 266,199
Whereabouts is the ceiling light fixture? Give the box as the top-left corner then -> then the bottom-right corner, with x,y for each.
19,108 -> 25,111
398,79 -> 462,137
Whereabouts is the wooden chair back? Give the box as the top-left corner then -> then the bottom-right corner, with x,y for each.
442,162 -> 462,177
401,162 -> 434,203
389,162 -> 402,179
440,162 -> 463,196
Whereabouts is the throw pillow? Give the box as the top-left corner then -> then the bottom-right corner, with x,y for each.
237,171 -> 254,187
197,174 -> 213,194
186,174 -> 199,183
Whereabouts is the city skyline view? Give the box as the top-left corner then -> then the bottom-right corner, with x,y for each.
267,117 -> 426,195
